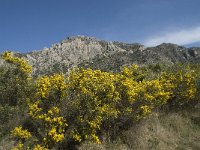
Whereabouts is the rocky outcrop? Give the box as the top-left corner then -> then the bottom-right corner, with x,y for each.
26,36 -> 145,75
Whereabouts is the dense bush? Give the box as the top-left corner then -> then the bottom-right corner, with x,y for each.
0,52 -> 34,142
0,52 -> 199,149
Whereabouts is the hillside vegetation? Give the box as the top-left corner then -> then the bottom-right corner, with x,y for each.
0,51 -> 199,150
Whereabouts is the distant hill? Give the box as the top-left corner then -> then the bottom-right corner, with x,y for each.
2,35 -> 200,75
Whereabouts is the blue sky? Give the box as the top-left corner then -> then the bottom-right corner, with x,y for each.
1,0 -> 200,53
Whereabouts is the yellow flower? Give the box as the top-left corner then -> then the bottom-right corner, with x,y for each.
33,144 -> 48,150
2,51 -> 32,77
11,126 -> 32,140
11,142 -> 23,150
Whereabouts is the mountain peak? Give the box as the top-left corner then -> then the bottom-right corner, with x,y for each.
61,35 -> 98,43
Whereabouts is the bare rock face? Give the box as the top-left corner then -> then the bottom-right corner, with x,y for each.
26,36 -> 145,75
80,42 -> 200,72
26,36 -> 104,74
3,36 -> 199,75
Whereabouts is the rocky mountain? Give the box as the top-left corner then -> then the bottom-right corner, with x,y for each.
2,35 -> 200,75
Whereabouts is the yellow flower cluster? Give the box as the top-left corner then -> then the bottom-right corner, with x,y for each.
140,105 -> 152,117
119,66 -> 174,119
31,106 -> 65,127
122,64 -> 139,78
91,132 -> 101,144
36,74 -> 66,99
29,100 -> 42,118
50,74 -> 66,92
11,126 -> 32,140
36,76 -> 51,99
48,127 -> 64,143
121,64 -> 147,81
33,144 -> 48,150
71,130 -> 82,142
160,68 -> 197,105
2,51 -> 32,77
28,102 -> 67,147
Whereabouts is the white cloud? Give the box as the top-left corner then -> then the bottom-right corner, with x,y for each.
144,26 -> 200,46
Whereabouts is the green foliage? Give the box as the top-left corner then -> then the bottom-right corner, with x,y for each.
0,52 -> 33,106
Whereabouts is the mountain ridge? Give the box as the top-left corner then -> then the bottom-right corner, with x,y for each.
2,35 -> 200,75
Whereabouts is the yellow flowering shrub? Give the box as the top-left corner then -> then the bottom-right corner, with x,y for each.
66,68 -> 121,143
11,73 -> 68,149
1,51 -> 33,106
2,51 -> 32,78
9,59 -> 198,149
121,64 -> 148,81
64,65 -> 197,143
116,65 -> 171,118
28,103 -> 67,148
11,126 -> 32,150
29,73 -> 68,148
160,66 -> 197,106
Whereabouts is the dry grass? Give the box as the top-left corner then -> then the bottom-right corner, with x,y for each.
0,136 -> 15,150
78,140 -> 129,150
122,103 -> 200,150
